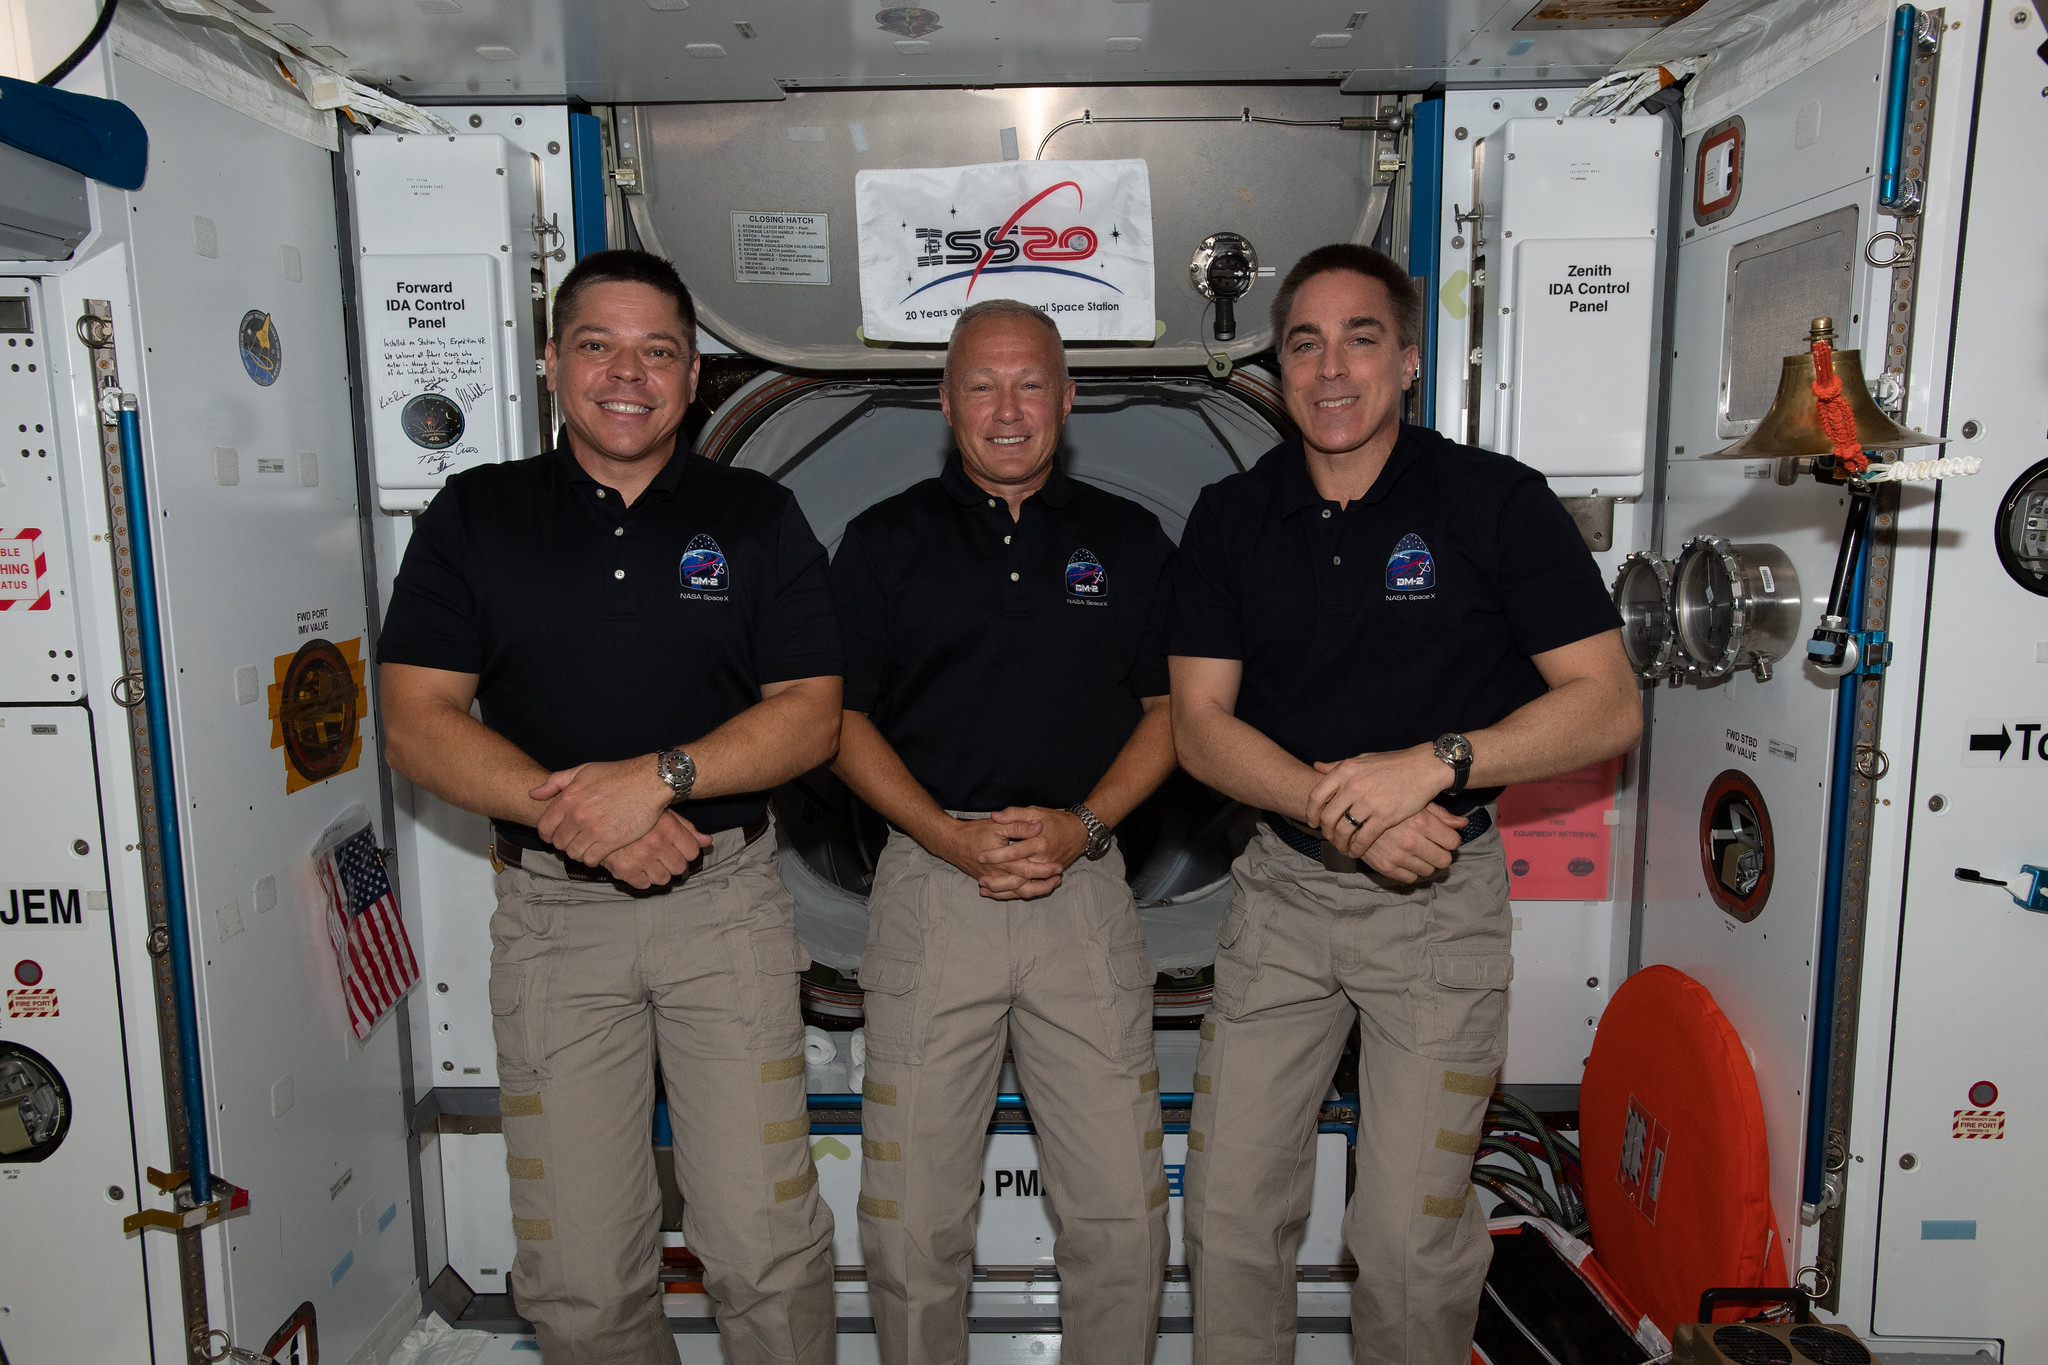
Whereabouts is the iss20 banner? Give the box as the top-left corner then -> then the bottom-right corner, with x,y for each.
855,159 -> 1155,344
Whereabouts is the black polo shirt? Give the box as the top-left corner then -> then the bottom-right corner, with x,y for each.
1167,426 -> 1620,811
378,445 -> 842,843
833,455 -> 1174,813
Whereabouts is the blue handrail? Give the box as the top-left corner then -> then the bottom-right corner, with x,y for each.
1802,498 -> 1871,1208
1878,6 -> 1917,210
116,395 -> 212,1204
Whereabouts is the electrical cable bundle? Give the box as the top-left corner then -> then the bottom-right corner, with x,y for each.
1473,1092 -> 1589,1238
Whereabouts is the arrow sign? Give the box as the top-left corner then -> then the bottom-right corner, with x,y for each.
1970,728 -> 2012,760
1963,718 -> 2047,768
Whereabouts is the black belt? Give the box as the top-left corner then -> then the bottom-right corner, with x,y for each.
1264,806 -> 1493,873
493,815 -> 768,894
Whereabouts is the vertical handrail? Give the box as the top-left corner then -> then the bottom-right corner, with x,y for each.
115,392 -> 212,1204
1878,6 -> 1917,210
1803,497 -> 1871,1208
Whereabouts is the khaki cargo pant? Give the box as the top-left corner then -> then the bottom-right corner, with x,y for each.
489,822 -> 836,1365
1183,819 -> 1512,1365
856,829 -> 1170,1365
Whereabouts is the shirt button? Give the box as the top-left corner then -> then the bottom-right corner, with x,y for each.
1322,508 -> 1332,519
987,498 -> 997,508
613,526 -> 625,537
1004,535 -> 1012,545
596,489 -> 607,499
1332,555 -> 1342,566
1009,572 -> 1020,582
614,569 -> 625,579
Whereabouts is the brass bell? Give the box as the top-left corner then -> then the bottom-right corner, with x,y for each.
1704,318 -> 1940,460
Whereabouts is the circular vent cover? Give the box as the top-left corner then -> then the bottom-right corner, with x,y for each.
1789,1326 -> 1872,1365
1712,1325 -> 1792,1365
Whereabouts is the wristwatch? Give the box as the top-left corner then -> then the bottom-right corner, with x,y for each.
1065,802 -> 1112,860
1433,733 -> 1474,798
655,747 -> 696,803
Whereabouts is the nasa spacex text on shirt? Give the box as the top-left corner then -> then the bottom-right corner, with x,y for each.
855,159 -> 1156,344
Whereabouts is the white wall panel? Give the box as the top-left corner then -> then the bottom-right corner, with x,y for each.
1636,25 -> 1893,1270
1871,8 -> 2048,1345
112,57 -> 416,1361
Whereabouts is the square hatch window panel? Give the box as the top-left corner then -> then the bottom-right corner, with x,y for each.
1718,204 -> 1858,436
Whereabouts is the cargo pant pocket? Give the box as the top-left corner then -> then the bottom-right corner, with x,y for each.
1102,941 -> 1157,1064
747,926 -> 810,1053
1210,890 -> 1271,1021
489,960 -> 550,1085
1418,948 -> 1513,1061
855,947 -> 924,1064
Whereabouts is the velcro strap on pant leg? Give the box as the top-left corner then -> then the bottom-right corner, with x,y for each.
500,1092 -> 543,1117
1440,1069 -> 1496,1097
1188,1130 -> 1207,1152
506,1156 -> 546,1179
763,1118 -> 808,1144
1192,1073 -> 1212,1094
1200,1019 -> 1215,1040
1434,1128 -> 1481,1156
1421,1191 -> 1470,1219
1148,1183 -> 1170,1210
773,1168 -> 818,1203
512,1217 -> 554,1240
862,1078 -> 898,1105
1139,1069 -> 1159,1093
862,1137 -> 901,1161
1143,1127 -> 1164,1150
859,1193 -> 901,1220
760,1056 -> 804,1083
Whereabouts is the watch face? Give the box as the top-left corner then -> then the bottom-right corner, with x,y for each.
1439,735 -> 1474,764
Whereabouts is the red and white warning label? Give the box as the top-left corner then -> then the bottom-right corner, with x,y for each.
1618,1093 -> 1672,1223
1953,1110 -> 2006,1139
0,528 -> 50,611
5,987 -> 58,1018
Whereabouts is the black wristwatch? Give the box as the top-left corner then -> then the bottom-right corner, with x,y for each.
1433,733 -> 1474,798
655,747 -> 696,803
1065,802 -> 1112,860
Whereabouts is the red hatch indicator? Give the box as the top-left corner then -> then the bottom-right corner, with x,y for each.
12,960 -> 40,987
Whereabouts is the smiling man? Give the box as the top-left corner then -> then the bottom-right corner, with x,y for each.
829,299 -> 1178,1364
377,250 -> 839,1364
1167,245 -> 1640,1364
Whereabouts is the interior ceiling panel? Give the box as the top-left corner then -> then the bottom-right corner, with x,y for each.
202,0 -> 1670,102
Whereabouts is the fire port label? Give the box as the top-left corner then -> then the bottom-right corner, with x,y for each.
0,529 -> 49,610
1952,1110 -> 2006,1139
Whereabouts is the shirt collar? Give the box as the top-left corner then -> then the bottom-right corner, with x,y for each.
1273,425 -> 1427,516
549,439 -> 690,499
941,452 -> 1075,509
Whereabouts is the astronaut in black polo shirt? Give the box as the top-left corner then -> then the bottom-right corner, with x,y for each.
1167,245 -> 1641,1364
830,299 -> 1178,1365
378,250 -> 839,1364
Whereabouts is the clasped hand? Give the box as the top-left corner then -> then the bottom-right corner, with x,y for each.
1304,747 -> 1467,883
937,806 -> 1089,901
530,758 -> 712,889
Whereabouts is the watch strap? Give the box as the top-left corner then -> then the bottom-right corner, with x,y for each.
1065,803 -> 1112,860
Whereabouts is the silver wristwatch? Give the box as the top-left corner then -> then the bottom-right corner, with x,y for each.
655,747 -> 696,803
1065,802 -> 1112,860
1433,732 -> 1474,797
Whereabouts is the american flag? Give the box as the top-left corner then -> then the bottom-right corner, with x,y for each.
316,821 -> 418,1039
